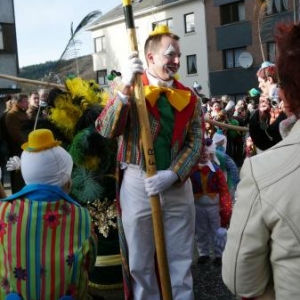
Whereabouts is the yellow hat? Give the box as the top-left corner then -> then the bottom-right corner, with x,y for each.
149,24 -> 171,36
22,129 -> 61,152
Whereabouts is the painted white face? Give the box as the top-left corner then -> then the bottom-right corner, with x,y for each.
148,36 -> 181,81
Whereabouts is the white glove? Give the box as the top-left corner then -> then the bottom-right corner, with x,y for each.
121,51 -> 144,87
6,156 -> 21,171
214,227 -> 227,249
144,170 -> 178,197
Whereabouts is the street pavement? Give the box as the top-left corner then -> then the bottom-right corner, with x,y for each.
89,254 -> 238,300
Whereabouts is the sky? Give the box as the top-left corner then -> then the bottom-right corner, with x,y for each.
14,0 -> 121,67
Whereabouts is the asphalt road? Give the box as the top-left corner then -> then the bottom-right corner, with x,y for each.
89,255 -> 238,300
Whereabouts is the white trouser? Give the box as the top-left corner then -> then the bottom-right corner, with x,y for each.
120,165 -> 195,300
195,200 -> 222,257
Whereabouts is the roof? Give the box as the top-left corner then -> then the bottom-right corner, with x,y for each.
88,0 -> 187,29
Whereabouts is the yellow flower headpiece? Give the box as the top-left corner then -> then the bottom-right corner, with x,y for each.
149,24 -> 171,36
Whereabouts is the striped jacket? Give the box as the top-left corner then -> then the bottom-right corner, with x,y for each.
95,73 -> 202,182
0,184 -> 97,300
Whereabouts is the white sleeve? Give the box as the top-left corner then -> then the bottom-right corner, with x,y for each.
222,158 -> 271,298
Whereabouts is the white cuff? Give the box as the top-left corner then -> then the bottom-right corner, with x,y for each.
117,90 -> 129,104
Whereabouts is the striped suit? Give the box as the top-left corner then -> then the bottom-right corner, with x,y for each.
0,184 -> 97,300
96,73 -> 202,182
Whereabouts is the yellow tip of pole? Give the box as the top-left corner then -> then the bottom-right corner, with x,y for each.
122,0 -> 131,6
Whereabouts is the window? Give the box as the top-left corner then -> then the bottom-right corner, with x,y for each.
224,47 -> 246,69
0,23 -> 16,52
184,13 -> 195,33
95,36 -> 106,53
267,42 -> 276,63
152,18 -> 173,32
0,25 -> 3,50
220,1 -> 245,25
266,0 -> 288,15
187,55 -> 197,74
97,69 -> 107,85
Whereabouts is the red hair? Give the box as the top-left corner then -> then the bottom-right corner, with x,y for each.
275,22 -> 300,115
256,65 -> 278,83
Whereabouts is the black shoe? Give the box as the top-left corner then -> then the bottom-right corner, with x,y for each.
213,257 -> 222,266
197,256 -> 210,264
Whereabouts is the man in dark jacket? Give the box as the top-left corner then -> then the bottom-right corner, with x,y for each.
5,93 -> 29,192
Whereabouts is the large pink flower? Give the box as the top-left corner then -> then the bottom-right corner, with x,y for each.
43,211 -> 61,229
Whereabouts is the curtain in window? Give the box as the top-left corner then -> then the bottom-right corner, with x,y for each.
0,25 -> 4,50
226,51 -> 234,69
274,0 -> 282,12
282,0 -> 288,10
188,55 -> 197,74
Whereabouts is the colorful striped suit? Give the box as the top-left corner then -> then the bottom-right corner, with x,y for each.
0,184 -> 97,300
95,73 -> 202,182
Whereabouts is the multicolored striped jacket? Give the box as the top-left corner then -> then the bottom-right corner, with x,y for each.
0,184 -> 97,300
95,73 -> 202,300
95,73 -> 202,182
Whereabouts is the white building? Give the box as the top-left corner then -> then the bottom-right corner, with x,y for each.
87,0 -> 209,95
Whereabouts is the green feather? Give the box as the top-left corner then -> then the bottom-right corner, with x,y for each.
69,129 -> 91,165
70,167 -> 103,204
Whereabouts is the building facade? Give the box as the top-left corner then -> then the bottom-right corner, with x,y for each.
206,0 -> 296,99
0,0 -> 20,97
88,0 -> 298,100
87,0 -> 210,96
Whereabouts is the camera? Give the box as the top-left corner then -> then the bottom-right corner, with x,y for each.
268,96 -> 281,108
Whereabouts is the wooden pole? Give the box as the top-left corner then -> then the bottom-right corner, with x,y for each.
0,73 -> 65,90
205,118 -> 249,132
122,1 -> 173,299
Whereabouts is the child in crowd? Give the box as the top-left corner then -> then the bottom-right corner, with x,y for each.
213,129 -> 240,204
190,138 -> 232,266
244,135 -> 257,157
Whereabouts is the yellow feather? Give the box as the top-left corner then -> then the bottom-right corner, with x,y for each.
48,77 -> 109,139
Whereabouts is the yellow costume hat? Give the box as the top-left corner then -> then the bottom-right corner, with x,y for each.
149,24 -> 172,36
22,129 -> 61,152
